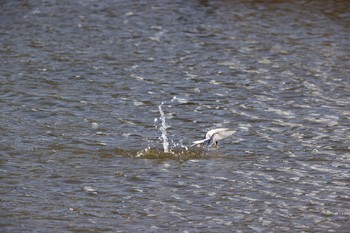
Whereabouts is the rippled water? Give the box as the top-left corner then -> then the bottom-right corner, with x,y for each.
1,0 -> 350,232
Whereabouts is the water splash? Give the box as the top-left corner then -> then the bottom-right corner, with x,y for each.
158,103 -> 170,153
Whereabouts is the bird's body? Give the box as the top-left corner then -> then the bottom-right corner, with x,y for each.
191,128 -> 236,149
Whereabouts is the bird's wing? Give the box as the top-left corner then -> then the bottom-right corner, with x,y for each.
191,138 -> 210,147
206,128 -> 231,138
211,129 -> 236,142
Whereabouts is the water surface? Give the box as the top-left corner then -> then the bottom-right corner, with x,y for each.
1,0 -> 350,232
